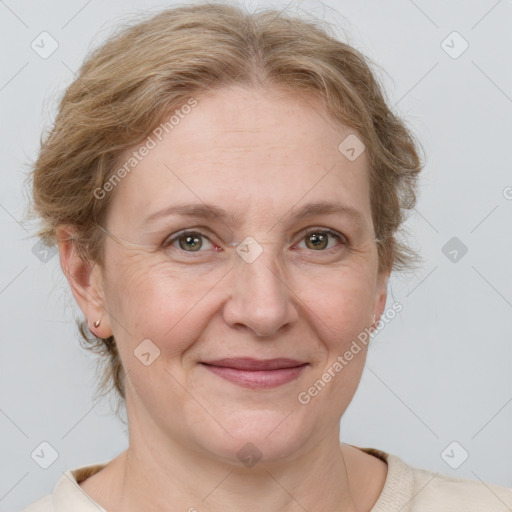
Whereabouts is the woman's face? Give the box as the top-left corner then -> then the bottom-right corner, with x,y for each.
93,85 -> 389,464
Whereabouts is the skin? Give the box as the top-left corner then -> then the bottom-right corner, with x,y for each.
57,85 -> 390,511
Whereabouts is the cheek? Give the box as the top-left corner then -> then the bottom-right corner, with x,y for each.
301,266 -> 376,345
295,271 -> 374,416
105,256 -> 220,360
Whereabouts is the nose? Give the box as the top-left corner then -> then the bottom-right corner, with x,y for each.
222,240 -> 299,338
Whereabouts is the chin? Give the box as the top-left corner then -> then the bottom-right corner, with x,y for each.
192,409 -> 316,468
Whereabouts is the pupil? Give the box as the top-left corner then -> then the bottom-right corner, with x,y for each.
309,233 -> 327,249
180,234 -> 201,251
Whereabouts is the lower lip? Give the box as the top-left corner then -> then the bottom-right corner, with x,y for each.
201,364 -> 307,389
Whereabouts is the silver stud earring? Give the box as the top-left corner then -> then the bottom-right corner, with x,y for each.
94,319 -> 101,328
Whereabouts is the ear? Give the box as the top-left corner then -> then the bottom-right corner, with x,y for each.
56,225 -> 113,338
373,268 -> 391,325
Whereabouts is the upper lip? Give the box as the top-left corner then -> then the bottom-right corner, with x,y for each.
201,358 -> 307,371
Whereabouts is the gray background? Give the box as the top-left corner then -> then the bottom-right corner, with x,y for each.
1,0 -> 511,510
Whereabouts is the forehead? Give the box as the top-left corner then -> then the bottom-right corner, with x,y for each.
107,85 -> 372,231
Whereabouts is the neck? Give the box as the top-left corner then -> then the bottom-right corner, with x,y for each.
99,423 -> 357,512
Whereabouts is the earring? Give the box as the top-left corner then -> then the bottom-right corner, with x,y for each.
93,319 -> 101,328
371,314 -> 378,331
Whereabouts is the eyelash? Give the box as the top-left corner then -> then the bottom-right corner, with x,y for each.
162,228 -> 348,256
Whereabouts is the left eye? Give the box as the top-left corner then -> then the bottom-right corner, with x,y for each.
296,229 -> 346,251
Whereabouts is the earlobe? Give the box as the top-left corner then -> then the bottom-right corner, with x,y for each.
56,225 -> 113,338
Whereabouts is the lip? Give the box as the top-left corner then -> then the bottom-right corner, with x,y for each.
200,358 -> 308,389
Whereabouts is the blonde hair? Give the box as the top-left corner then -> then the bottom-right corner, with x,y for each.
27,2 -> 423,401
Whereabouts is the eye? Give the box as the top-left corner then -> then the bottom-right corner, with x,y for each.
163,230 -> 217,253
295,228 -> 347,252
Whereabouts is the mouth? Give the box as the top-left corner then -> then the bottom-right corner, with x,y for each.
200,358 -> 308,389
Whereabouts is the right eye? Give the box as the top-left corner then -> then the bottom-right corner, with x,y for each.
162,230 -> 220,254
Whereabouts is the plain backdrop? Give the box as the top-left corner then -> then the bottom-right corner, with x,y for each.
1,0 -> 511,510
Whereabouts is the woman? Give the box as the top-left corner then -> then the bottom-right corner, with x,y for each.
24,2 -> 512,511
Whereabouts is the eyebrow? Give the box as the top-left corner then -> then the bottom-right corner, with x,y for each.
140,201 -> 367,231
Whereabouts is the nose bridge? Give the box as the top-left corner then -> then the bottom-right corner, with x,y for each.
237,237 -> 283,289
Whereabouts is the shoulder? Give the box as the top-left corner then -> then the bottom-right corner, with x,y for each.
410,465 -> 512,511
21,495 -> 53,512
20,461 -> 109,512
353,446 -> 512,511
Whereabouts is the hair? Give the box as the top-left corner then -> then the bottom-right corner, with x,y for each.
27,1 -> 423,402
